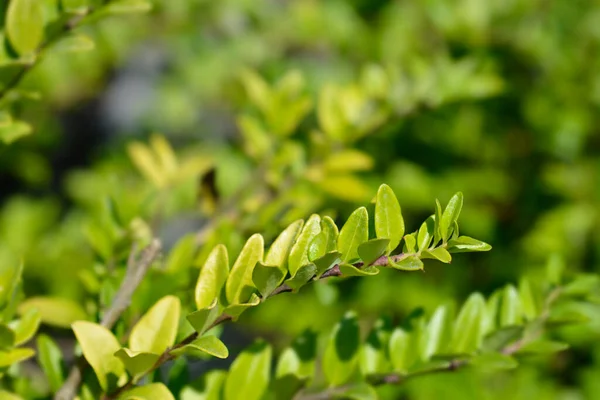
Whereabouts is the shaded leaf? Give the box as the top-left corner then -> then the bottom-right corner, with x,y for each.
470,353 -> 518,370
276,330 -> 317,379
323,312 -> 360,386
252,262 -> 286,298
224,341 -> 271,400
482,326 -> 524,352
357,238 -> 389,265
186,301 -> 219,334
517,340 -> 569,355
451,293 -> 487,354
313,251 -> 341,278
37,334 -> 66,393
336,383 -> 377,400
114,349 -> 159,377
339,264 -> 379,277
285,264 -> 317,291
223,293 -> 261,320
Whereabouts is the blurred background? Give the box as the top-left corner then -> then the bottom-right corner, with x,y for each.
2,0 -> 600,398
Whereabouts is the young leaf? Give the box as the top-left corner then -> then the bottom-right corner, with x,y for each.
434,199 -> 443,244
447,236 -> 491,253
264,220 -> 303,268
6,0 -> 44,55
170,335 -> 228,359
285,264 -> 317,291
18,297 -> 87,328
37,334 -> 66,394
224,341 -> 272,400
375,184 -> 404,253
451,293 -> 487,354
357,238 -> 390,265
252,263 -> 286,298
308,216 -> 338,261
195,245 -> 229,309
389,328 -> 411,373
421,247 -> 452,263
0,347 -> 35,368
288,215 -> 321,276
417,216 -> 435,251
71,321 -> 126,391
130,296 -> 181,354
120,382 -> 175,400
388,256 -> 423,271
339,264 -> 379,277
441,192 -> 463,243
323,312 -> 360,386
500,285 -> 523,327
9,308 -> 40,345
114,349 -> 159,377
226,234 -> 264,305
338,207 -> 369,262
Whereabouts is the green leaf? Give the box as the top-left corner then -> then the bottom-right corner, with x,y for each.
470,352 -> 518,370
0,325 -> 15,349
270,375 -> 306,400
129,296 -> 180,354
562,274 -> 600,296
0,347 -> 35,368
195,245 -> 229,309
323,312 -> 360,386
170,335 -> 228,359
422,305 -> 452,359
222,293 -> 261,320
72,321 -> 126,391
434,199 -> 443,244
338,207 -> 369,262
54,34 -> 95,52
388,256 -> 423,271
0,261 -> 22,309
165,234 -> 197,273
357,238 -> 389,265
224,341 -> 272,400
186,301 -> 219,334
9,308 -> 40,345
0,391 -> 23,400
61,0 -> 88,13
114,349 -> 159,377
180,371 -> 226,400
308,216 -> 338,261
18,297 -> 87,328
482,326 -> 524,352
324,150 -> 374,172
339,264 -> 379,277
288,215 -> 321,276
276,330 -> 317,379
518,278 -> 538,320
120,383 -> 175,400
500,285 -> 523,327
403,234 -> 417,253
0,121 -> 32,144
105,0 -> 153,14
6,0 -> 44,55
451,293 -> 487,354
421,247 -> 452,263
37,334 -> 66,393
375,184 -> 404,253
389,328 -> 412,373
516,340 -> 569,355
360,318 -> 392,375
313,251 -> 341,278
441,192 -> 463,243
264,220 -> 303,268
447,236 -> 492,253
336,383 -> 378,400
417,216 -> 435,251
285,264 -> 317,291
252,262 -> 286,298
226,234 -> 264,305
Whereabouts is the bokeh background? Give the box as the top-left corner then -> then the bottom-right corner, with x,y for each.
2,0 -> 600,398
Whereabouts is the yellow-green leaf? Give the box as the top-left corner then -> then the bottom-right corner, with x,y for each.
170,335 -> 228,359
195,245 -> 229,309
225,234 -> 264,305
338,207 -> 368,263
288,215 -> 321,276
119,383 -> 175,400
114,348 -> 159,377
6,0 -> 44,55
129,296 -> 180,354
0,347 -> 35,368
264,220 -> 303,269
18,297 -> 87,328
441,192 -> 463,242
375,184 -> 404,253
9,308 -> 40,345
224,341 -> 271,400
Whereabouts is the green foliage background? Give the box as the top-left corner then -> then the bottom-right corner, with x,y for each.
1,0 -> 600,399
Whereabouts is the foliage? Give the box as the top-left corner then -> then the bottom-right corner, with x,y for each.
1,0 -> 600,399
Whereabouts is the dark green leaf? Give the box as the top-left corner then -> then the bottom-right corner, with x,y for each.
252,262 -> 285,298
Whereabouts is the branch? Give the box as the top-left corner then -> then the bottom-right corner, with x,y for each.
55,239 -> 162,400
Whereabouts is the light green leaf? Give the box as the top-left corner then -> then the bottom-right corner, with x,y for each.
313,251 -> 341,278
323,312 -> 360,386
403,234 -> 417,253
252,263 -> 285,298
308,216 -> 338,261
389,328 -> 411,373
130,296 -> 181,354
339,264 -> 379,277
324,150 -> 374,172
441,192 -> 463,243
6,0 -> 44,55
434,199 -> 443,244
195,245 -> 229,310
337,207 -> 369,262
336,383 -> 378,400
18,297 -> 87,328
421,247 -> 452,264
72,321 -> 126,391
375,184 -> 404,253
285,264 -> 317,291
288,215 -> 321,276
9,308 -> 40,345
388,256 -> 423,271
165,234 -> 197,273
0,325 -> 15,349
0,391 -> 23,400
360,318 -> 392,375
517,340 -> 569,355
417,216 -> 435,251
0,347 -> 35,368
54,34 -> 94,52
105,0 -> 153,14
264,220 -> 303,268
114,348 -> 159,377
562,274 -> 600,296
0,261 -> 22,308
470,353 -> 518,370
61,0 -> 88,13
0,120 -> 33,144
276,330 -> 317,379
226,234 -> 264,305
357,238 -> 389,265
447,236 -> 491,253
120,383 -> 175,400
171,335 -> 228,359
500,285 -> 523,327
224,341 -> 272,400
37,334 -> 66,393
186,301 -> 219,334
223,293 -> 261,321
422,305 -> 452,359
180,371 -> 226,400
451,293 -> 487,354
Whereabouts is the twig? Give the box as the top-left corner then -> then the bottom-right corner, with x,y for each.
55,239 -> 162,400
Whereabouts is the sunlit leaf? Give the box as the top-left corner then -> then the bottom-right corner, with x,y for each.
440,192 -> 463,243
6,0 -> 44,55
224,341 -> 271,400
226,234 -> 264,305
338,207 -> 369,262
129,296 -> 181,354
288,215 -> 320,276
19,297 -> 87,328
195,245 -> 229,309
375,184 -> 404,253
